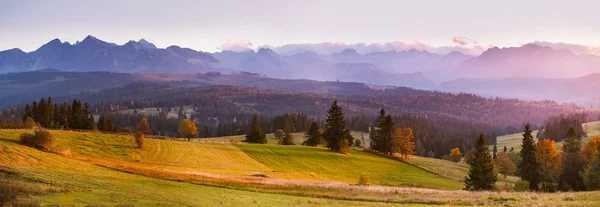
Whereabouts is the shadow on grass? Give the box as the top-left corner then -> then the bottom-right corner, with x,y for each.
0,137 -> 20,144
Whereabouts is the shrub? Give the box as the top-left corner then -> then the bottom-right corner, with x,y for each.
134,132 -> 145,149
513,180 -> 530,192
0,182 -> 18,206
20,129 -> 53,150
358,175 -> 369,185
230,137 -> 239,144
449,147 -> 462,162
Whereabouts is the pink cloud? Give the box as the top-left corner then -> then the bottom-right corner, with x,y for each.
218,40 -> 253,52
530,41 -> 600,56
267,39 -> 489,56
452,36 -> 477,46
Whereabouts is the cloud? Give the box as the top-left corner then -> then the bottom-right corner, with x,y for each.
530,41 -> 600,56
266,39 -> 489,56
452,36 -> 477,46
218,40 -> 253,52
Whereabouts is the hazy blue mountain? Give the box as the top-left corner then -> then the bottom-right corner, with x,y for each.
0,35 -> 221,73
453,44 -> 600,79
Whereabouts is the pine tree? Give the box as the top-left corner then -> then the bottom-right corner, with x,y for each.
559,127 -> 585,191
519,123 -> 540,191
371,108 -> 386,151
503,145 -> 508,153
323,101 -> 354,153
280,131 -> 295,145
244,116 -> 267,144
303,122 -> 322,147
464,134 -> 497,191
493,143 -> 497,159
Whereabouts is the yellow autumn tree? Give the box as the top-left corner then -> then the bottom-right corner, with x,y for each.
537,138 -> 560,191
449,148 -> 462,162
395,128 -> 415,160
178,119 -> 198,141
583,137 -> 600,163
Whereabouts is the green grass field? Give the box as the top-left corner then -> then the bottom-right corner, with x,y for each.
0,134 -> 401,206
494,121 -> 600,152
236,144 -> 462,189
3,129 -> 600,206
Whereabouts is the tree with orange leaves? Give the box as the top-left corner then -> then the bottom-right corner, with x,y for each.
582,137 -> 600,163
395,128 -> 415,160
536,138 -> 560,192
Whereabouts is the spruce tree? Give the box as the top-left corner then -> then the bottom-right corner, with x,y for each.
519,123 -> 540,191
559,127 -> 585,191
244,116 -> 267,144
323,101 -> 354,153
493,143 -> 497,159
371,108 -> 386,151
302,122 -> 322,147
464,133 -> 497,191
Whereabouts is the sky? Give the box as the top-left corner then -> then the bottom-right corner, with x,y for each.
1,0 -> 600,55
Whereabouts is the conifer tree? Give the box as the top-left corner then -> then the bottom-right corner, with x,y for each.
464,134 -> 497,191
303,122 -> 322,147
503,145 -> 507,153
244,115 -> 267,144
280,131 -> 295,145
519,123 -> 540,191
559,127 -> 586,191
493,143 -> 498,159
323,101 -> 354,153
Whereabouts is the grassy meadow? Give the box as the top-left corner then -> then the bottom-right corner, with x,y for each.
494,121 -> 600,152
2,128 -> 600,206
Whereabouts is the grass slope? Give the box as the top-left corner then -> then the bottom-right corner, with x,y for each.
0,134 -> 399,206
236,144 -> 462,190
495,121 -> 600,152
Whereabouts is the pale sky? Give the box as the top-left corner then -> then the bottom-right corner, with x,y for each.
1,0 -> 600,53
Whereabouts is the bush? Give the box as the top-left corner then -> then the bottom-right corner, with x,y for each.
134,132 -> 145,149
20,129 -> 53,150
358,175 -> 369,185
229,137 -> 239,144
513,180 -> 530,192
0,183 -> 18,206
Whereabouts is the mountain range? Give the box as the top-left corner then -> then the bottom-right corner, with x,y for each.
1,36 -> 600,105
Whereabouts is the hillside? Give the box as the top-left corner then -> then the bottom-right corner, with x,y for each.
3,129 -> 600,206
494,121 -> 600,152
0,130 -> 398,206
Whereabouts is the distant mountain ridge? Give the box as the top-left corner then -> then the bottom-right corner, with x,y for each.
0,35 -> 221,74
2,36 -> 600,91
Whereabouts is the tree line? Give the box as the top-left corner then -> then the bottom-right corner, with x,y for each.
462,123 -> 600,192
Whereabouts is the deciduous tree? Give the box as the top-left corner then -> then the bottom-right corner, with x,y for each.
583,144 -> 600,190
178,119 -> 198,141
136,117 -> 151,135
134,132 -> 145,149
449,148 -> 462,163
396,128 -> 415,160
536,138 -> 560,192
495,152 -> 516,178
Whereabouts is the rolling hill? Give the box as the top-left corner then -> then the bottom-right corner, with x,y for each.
2,129 -> 600,206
